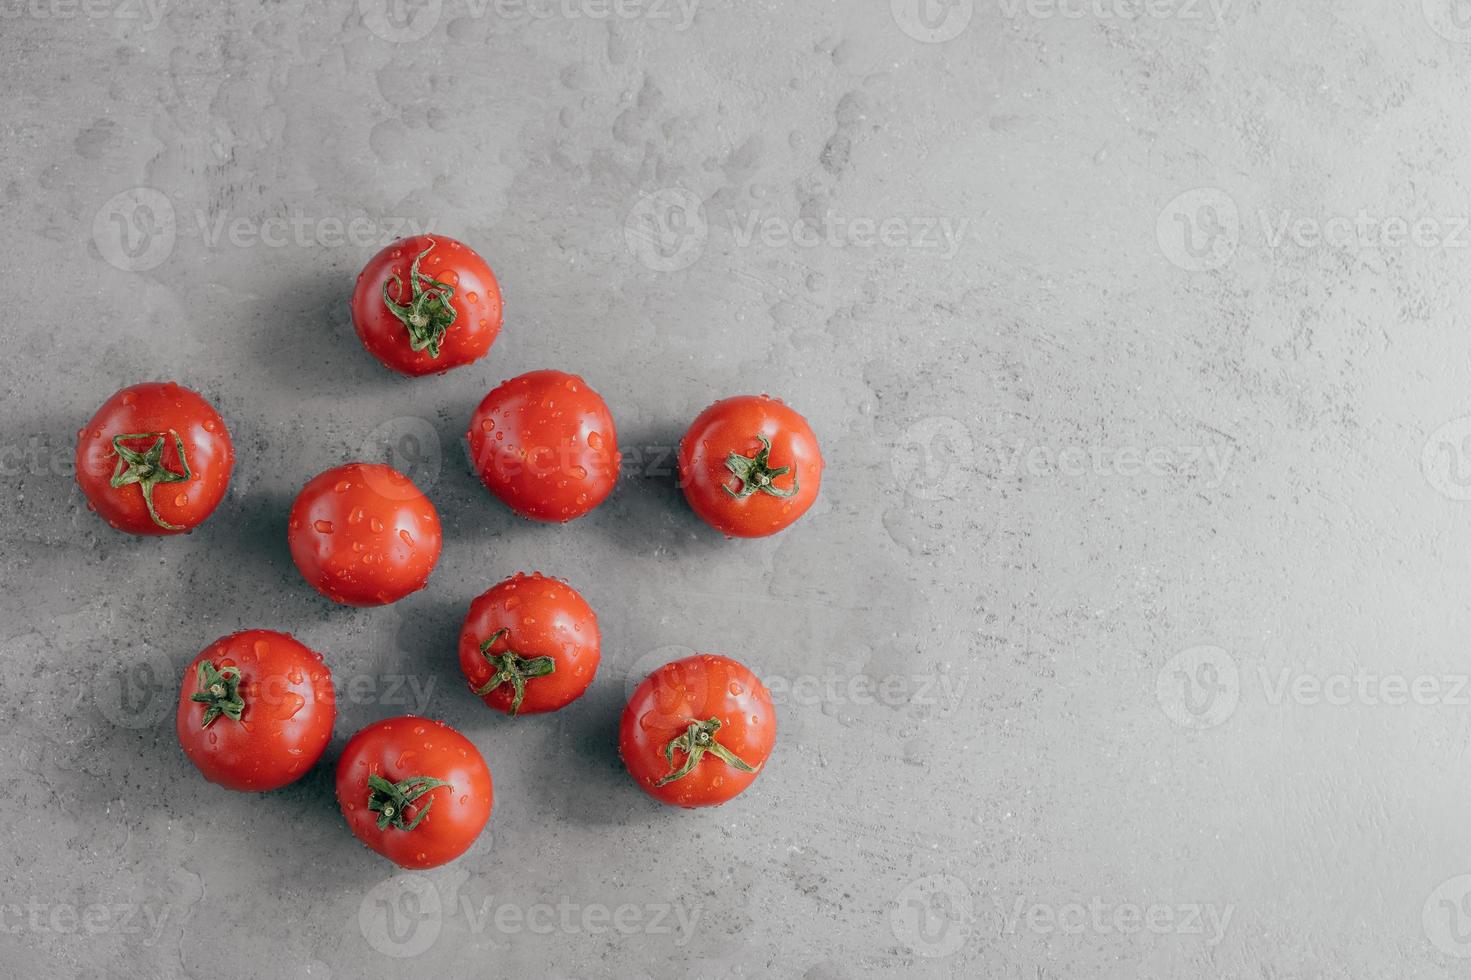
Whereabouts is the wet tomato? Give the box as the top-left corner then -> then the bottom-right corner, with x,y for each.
620,654 -> 776,808
288,462 -> 442,606
75,381 -> 234,535
678,395 -> 822,538
351,235 -> 503,376
336,716 -> 493,869
175,630 -> 335,792
467,369 -> 620,523
459,572 -> 601,716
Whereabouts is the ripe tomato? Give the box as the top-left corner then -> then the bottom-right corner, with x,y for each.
620,654 -> 776,808
466,369 -> 620,523
175,630 -> 335,792
287,462 -> 442,606
459,572 -> 601,716
74,382 -> 234,535
336,716 -> 493,869
678,395 -> 822,538
351,235 -> 503,376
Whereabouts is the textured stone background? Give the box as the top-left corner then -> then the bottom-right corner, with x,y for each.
5,0 -> 1471,977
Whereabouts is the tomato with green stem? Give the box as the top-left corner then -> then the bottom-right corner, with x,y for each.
287,462 -> 442,606
175,630 -> 335,792
459,572 -> 601,716
336,716 -> 493,869
620,654 -> 776,807
351,235 -> 503,376
75,382 -> 234,535
677,395 -> 822,538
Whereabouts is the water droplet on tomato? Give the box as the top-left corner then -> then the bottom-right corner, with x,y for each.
370,517 -> 384,533
349,507 -> 364,524
334,480 -> 351,493
173,492 -> 188,507
399,529 -> 414,546
314,520 -> 334,533
466,291 -> 479,303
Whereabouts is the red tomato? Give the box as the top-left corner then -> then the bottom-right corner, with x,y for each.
175,630 -> 335,792
459,572 -> 601,716
336,716 -> 493,869
287,462 -> 442,606
466,369 -> 620,523
620,654 -> 776,808
678,395 -> 823,538
74,382 -> 234,535
351,235 -> 503,376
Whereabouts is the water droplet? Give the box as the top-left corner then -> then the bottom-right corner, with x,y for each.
314,520 -> 334,533
334,480 -> 351,493
370,517 -> 384,533
399,529 -> 414,546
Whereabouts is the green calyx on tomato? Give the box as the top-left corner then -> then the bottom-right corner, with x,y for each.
723,435 -> 797,500
190,660 -> 244,727
367,773 -> 453,831
380,241 -> 457,358
654,717 -> 759,787
473,628 -> 555,716
109,430 -> 192,530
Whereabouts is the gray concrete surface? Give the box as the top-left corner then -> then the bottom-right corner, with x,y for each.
4,0 -> 1471,977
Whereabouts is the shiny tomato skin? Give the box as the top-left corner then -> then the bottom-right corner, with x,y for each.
620,654 -> 776,808
287,462 -> 442,607
175,630 -> 335,792
74,382 -> 234,535
678,395 -> 822,538
459,572 -> 601,716
336,716 -> 493,869
466,370 -> 620,523
351,235 -> 503,377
